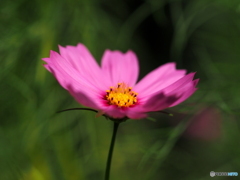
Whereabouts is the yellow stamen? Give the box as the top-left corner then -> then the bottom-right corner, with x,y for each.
105,82 -> 138,108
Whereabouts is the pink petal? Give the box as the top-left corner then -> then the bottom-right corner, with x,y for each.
162,72 -> 196,95
140,73 -> 198,112
142,93 -> 179,112
103,106 -> 127,119
169,79 -> 199,107
58,43 -> 108,90
103,105 -> 147,120
43,51 -> 102,110
44,51 -> 97,90
43,64 -> 52,72
134,63 -> 186,97
68,85 -> 103,110
101,50 -> 139,87
126,106 -> 148,119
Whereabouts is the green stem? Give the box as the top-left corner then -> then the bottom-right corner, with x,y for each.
105,122 -> 119,180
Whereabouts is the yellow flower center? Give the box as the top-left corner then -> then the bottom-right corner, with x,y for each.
105,83 -> 138,108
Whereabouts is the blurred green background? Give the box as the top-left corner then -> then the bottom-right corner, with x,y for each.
1,0 -> 240,179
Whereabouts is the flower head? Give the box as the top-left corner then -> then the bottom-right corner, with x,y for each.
43,43 -> 199,120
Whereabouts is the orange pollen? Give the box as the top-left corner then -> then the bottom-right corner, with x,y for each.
105,83 -> 138,108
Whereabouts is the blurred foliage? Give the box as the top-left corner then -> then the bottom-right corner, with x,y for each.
1,0 -> 240,180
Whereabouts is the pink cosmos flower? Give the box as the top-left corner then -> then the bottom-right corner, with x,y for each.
43,43 -> 199,120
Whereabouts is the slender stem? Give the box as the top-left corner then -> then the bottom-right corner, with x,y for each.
105,122 -> 119,180
57,108 -> 98,113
